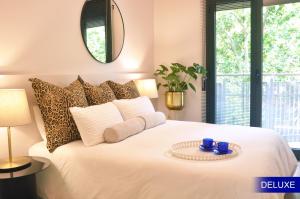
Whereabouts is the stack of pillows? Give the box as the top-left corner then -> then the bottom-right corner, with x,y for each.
30,76 -> 166,152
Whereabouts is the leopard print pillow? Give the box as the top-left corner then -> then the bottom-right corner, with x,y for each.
77,76 -> 116,105
29,78 -> 88,152
106,80 -> 140,99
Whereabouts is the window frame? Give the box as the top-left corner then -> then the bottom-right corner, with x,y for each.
205,0 -> 263,127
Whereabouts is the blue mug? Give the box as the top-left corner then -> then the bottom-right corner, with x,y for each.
202,138 -> 216,149
217,142 -> 229,154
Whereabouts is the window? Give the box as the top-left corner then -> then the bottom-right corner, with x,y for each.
262,3 -> 300,142
207,0 -> 300,145
86,26 -> 106,63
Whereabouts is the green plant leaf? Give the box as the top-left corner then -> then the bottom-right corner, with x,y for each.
155,62 -> 206,93
166,73 -> 179,81
188,66 -> 196,73
173,63 -> 187,72
194,65 -> 207,76
192,73 -> 198,80
154,69 -> 165,76
159,65 -> 168,72
183,67 -> 195,80
189,83 -> 196,92
170,66 -> 180,73
157,83 -> 161,89
180,82 -> 188,91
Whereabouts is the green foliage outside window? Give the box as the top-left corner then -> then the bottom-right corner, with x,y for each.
86,26 -> 106,63
216,3 -> 300,80
215,3 -> 300,126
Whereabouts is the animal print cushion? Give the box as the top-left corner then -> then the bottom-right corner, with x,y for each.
77,76 -> 116,105
106,80 -> 140,99
29,78 -> 88,152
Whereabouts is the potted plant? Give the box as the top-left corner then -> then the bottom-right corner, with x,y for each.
154,63 -> 206,110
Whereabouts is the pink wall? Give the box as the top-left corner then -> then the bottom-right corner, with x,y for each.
0,0 -> 153,75
154,0 -> 206,122
0,0 -> 154,157
0,0 -> 207,157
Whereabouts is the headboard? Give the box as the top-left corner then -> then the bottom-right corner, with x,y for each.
0,73 -> 152,157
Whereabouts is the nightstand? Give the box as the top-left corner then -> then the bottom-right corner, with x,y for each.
0,156 -> 50,199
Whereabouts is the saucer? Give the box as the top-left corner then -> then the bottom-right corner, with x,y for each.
213,149 -> 233,155
199,145 -> 215,152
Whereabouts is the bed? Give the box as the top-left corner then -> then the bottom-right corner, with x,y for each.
29,120 -> 297,199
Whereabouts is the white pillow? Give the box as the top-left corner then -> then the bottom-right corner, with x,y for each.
113,96 -> 155,120
33,105 -> 46,140
69,102 -> 124,146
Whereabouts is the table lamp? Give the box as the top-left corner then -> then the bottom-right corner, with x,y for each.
135,79 -> 158,98
0,89 -> 32,171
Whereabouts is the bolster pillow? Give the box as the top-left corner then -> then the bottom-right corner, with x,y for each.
139,112 -> 166,129
104,117 -> 145,143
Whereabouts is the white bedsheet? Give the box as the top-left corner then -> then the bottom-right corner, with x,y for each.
29,120 -> 297,199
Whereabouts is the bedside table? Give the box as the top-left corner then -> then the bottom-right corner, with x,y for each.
0,156 -> 50,199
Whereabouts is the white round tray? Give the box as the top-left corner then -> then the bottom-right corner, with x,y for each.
170,140 -> 241,161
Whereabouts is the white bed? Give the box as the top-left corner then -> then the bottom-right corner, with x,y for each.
29,120 -> 297,199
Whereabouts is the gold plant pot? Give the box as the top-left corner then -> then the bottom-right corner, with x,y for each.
165,91 -> 184,110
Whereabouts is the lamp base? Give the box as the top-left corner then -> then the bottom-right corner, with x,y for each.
0,157 -> 31,172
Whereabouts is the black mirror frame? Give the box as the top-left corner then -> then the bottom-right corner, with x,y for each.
80,0 -> 125,64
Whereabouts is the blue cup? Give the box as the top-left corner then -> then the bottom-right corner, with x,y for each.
202,138 -> 216,149
217,142 -> 229,154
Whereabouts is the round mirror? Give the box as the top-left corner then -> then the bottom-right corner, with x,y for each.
81,0 -> 125,63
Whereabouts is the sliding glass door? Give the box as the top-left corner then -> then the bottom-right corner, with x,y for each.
207,0 -> 300,145
206,0 -> 262,127
215,7 -> 251,125
262,2 -> 300,142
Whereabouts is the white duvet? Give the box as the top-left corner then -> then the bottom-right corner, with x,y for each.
29,121 -> 297,199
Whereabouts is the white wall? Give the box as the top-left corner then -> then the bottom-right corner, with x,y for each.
0,0 -> 154,157
0,0 -> 206,158
0,0 -> 153,75
154,0 -> 206,121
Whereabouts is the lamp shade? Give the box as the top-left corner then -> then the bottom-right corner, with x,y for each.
0,89 -> 31,127
135,79 -> 158,99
